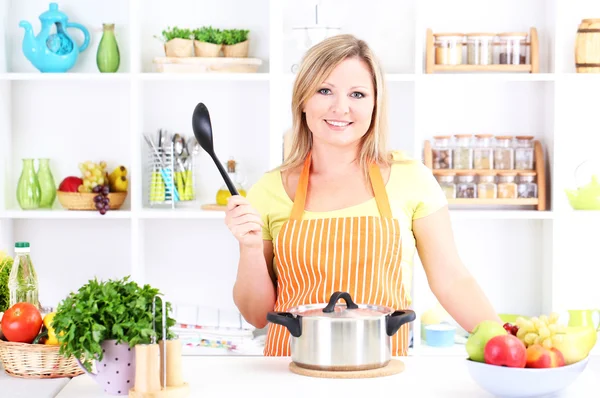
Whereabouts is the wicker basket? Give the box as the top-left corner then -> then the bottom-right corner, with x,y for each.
56,191 -> 127,210
0,339 -> 83,379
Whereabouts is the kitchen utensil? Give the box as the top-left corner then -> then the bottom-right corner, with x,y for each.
465,356 -> 588,398
565,159 -> 600,210
143,133 -> 179,202
424,324 -> 456,347
191,102 -> 238,195
266,291 -> 415,371
129,294 -> 190,397
172,134 -> 187,199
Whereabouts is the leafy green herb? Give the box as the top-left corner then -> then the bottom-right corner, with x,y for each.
192,26 -> 224,44
52,276 -> 175,373
159,26 -> 193,42
0,254 -> 13,313
222,29 -> 249,45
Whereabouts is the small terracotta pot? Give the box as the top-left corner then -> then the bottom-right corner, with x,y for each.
164,38 -> 193,57
223,40 -> 249,57
194,41 -> 222,57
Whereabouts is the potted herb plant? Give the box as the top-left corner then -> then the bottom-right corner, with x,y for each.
52,276 -> 176,396
158,26 -> 193,57
193,26 -> 223,57
222,29 -> 250,58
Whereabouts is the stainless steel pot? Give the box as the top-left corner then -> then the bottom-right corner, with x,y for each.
266,291 -> 416,371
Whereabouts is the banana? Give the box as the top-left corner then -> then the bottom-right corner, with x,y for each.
113,175 -> 128,192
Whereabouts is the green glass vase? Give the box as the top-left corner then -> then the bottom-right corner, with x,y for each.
16,159 -> 41,210
96,23 -> 120,73
37,158 -> 56,208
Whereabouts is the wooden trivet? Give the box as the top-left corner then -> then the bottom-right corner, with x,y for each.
289,359 -> 404,379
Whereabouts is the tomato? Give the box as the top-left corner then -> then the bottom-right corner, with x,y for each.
1,302 -> 42,343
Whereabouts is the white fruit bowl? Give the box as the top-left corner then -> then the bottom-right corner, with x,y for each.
465,357 -> 589,397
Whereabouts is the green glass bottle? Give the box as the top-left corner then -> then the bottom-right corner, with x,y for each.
97,23 -> 120,73
16,159 -> 41,210
37,158 -> 56,208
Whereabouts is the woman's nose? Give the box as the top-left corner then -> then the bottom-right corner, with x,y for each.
330,94 -> 350,114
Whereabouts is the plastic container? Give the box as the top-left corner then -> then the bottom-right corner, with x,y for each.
434,34 -> 464,65
425,324 -> 456,347
497,32 -> 528,65
432,135 -> 453,169
466,34 -> 494,65
8,242 -> 39,308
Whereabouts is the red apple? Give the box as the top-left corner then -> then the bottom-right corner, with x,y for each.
484,334 -> 527,368
525,344 -> 565,368
58,176 -> 83,192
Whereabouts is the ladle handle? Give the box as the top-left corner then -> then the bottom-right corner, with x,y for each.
212,153 -> 239,196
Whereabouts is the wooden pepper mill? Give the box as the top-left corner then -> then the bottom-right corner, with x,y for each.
129,295 -> 190,398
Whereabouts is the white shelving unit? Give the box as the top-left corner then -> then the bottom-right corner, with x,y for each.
1,0 -> 600,356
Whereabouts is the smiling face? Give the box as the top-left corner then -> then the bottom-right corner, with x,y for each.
303,57 -> 375,151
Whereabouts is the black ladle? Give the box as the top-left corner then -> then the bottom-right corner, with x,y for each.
191,102 -> 239,196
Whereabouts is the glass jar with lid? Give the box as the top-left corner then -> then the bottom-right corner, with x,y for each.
453,134 -> 473,169
456,172 -> 477,198
514,136 -> 535,170
494,136 -> 514,170
473,134 -> 494,170
497,171 -> 518,198
517,172 -> 538,198
466,34 -> 495,65
497,32 -> 528,65
434,33 -> 464,65
477,171 -> 497,199
436,172 -> 456,199
432,135 -> 453,169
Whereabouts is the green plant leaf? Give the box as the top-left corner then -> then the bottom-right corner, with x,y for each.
52,276 -> 176,372
158,26 -> 193,42
0,256 -> 13,312
192,26 -> 224,44
222,29 -> 249,45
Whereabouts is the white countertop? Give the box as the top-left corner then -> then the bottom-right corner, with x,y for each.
49,355 -> 600,398
2,354 -> 599,398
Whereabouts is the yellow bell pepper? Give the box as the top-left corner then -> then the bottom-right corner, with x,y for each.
43,312 -> 60,345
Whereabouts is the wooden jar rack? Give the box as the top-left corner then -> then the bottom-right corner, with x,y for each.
425,27 -> 539,73
423,139 -> 547,210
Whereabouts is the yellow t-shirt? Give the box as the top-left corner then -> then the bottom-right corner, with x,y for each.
246,159 -> 448,305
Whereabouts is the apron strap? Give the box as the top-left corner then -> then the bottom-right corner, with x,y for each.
368,163 -> 393,219
290,152 -> 393,220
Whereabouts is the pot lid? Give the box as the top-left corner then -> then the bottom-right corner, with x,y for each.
287,292 -> 396,319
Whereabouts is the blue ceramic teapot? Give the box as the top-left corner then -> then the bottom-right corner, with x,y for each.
19,3 -> 90,73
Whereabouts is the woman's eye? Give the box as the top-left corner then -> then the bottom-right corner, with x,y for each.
318,88 -> 331,95
351,92 -> 365,99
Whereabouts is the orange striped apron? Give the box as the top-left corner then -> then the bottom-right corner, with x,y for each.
264,152 -> 410,356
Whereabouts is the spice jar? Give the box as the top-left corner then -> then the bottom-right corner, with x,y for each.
434,33 -> 464,65
497,171 -> 518,198
497,33 -> 528,65
436,172 -> 456,199
514,136 -> 535,170
466,34 -> 494,65
456,172 -> 477,198
453,134 -> 473,169
473,134 -> 494,170
517,172 -> 538,198
477,172 -> 497,199
494,136 -> 514,170
432,135 -> 453,169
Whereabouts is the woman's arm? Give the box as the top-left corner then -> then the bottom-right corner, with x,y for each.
232,240 -> 276,329
413,205 -> 502,333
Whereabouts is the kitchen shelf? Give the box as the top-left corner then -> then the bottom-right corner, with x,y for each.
0,209 -> 133,219
448,198 -> 539,205
138,209 -> 225,219
0,73 -> 133,81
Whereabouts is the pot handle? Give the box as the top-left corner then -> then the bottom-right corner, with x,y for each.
386,310 -> 416,337
266,312 -> 302,337
323,291 -> 359,313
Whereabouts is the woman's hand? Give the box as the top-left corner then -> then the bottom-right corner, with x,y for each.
225,195 -> 264,249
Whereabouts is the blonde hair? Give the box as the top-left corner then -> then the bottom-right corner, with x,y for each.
279,34 -> 391,176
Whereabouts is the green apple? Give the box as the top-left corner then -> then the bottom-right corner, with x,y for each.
466,320 -> 507,362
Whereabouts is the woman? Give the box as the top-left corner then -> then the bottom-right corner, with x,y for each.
225,34 -> 501,356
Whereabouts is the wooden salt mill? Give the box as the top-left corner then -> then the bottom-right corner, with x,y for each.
129,294 -> 190,398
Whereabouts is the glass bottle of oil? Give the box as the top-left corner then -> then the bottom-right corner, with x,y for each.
216,157 -> 247,206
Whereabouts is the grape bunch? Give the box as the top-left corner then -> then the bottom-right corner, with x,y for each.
514,313 -> 567,350
92,185 -> 111,215
78,161 -> 108,193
